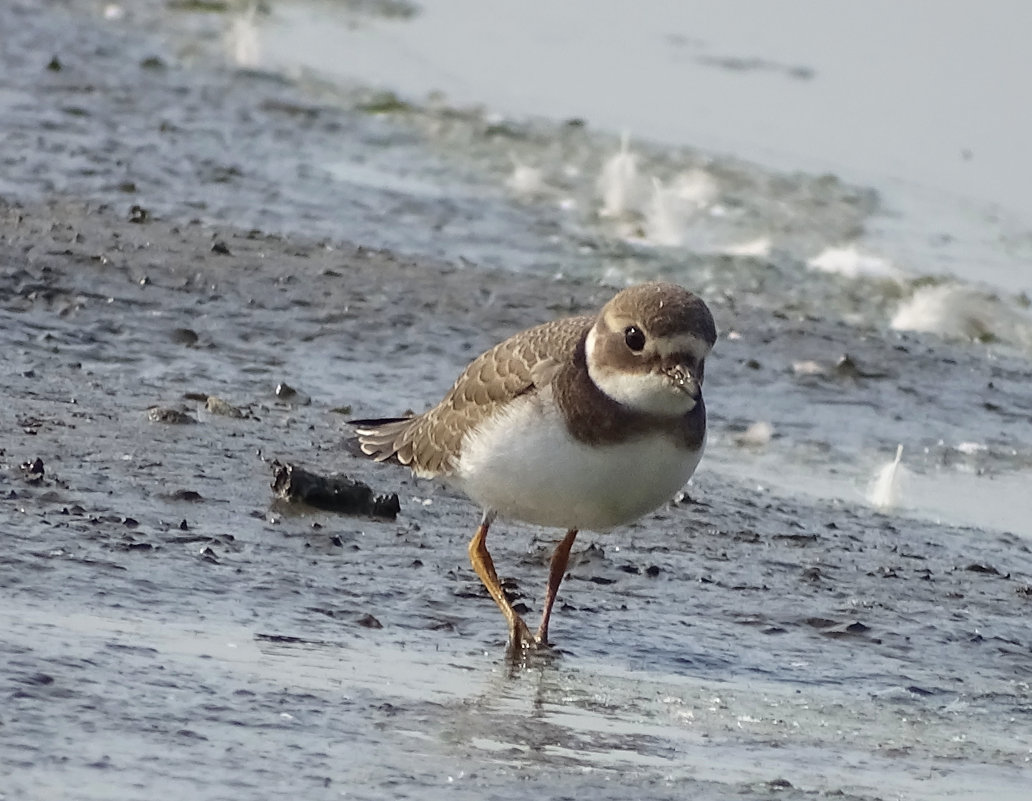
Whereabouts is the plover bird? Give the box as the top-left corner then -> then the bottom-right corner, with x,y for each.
352,282 -> 716,651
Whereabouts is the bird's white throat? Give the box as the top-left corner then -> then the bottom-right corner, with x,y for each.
585,327 -> 697,416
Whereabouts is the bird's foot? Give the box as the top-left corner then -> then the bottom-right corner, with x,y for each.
505,620 -> 563,668
506,616 -> 536,652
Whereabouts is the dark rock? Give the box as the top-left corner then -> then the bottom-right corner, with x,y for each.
270,461 -> 400,519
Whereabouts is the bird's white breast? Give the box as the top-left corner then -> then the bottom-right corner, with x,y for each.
454,393 -> 703,532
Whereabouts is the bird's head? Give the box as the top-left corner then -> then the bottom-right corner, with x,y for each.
585,282 -> 716,417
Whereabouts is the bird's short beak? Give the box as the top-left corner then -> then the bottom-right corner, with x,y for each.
666,365 -> 701,399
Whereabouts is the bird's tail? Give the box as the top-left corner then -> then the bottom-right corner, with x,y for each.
348,417 -> 415,463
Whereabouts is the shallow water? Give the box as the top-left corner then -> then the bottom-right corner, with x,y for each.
255,0 -> 1032,294
2,2 -> 1031,800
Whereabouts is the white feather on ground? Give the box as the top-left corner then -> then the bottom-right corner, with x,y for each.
867,444 -> 908,511
890,283 -> 1032,349
734,421 -> 773,448
807,245 -> 898,279
505,156 -> 549,199
598,133 -> 645,218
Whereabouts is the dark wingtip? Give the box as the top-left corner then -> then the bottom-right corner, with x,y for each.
347,417 -> 410,428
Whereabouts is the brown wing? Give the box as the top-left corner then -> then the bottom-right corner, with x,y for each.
353,315 -> 593,477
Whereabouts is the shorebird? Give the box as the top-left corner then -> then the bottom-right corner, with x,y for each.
351,282 -> 716,651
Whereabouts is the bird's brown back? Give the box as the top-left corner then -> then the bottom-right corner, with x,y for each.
354,315 -> 594,476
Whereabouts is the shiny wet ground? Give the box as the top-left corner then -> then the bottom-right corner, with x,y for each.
1,3 -> 1031,800
3,197 -> 1030,800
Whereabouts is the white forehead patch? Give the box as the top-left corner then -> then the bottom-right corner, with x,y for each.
653,332 -> 712,361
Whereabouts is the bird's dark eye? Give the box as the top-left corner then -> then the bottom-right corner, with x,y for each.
624,325 -> 646,352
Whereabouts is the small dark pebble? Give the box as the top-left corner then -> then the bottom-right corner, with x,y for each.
357,613 -> 383,629
587,576 -> 616,585
835,353 -> 888,379
805,617 -> 871,636
774,533 -> 818,544
46,56 -> 62,71
834,354 -> 862,379
22,672 -> 55,686
128,204 -> 149,224
330,535 -> 343,546
179,519 -> 189,530
205,396 -> 245,418
122,517 -> 139,527
20,457 -> 45,479
147,407 -> 195,424
276,382 -> 311,405
211,239 -> 232,255
255,633 -> 308,644
965,563 -> 1000,575
645,565 -> 661,577
171,328 -> 199,346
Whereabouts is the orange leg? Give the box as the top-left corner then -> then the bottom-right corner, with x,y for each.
535,529 -> 578,645
468,511 -> 533,649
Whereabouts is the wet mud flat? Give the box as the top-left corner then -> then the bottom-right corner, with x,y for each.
3,199 -> 1031,801
1,2 -> 1031,800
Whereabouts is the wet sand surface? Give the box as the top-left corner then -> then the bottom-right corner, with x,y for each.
2,3 -> 1031,800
